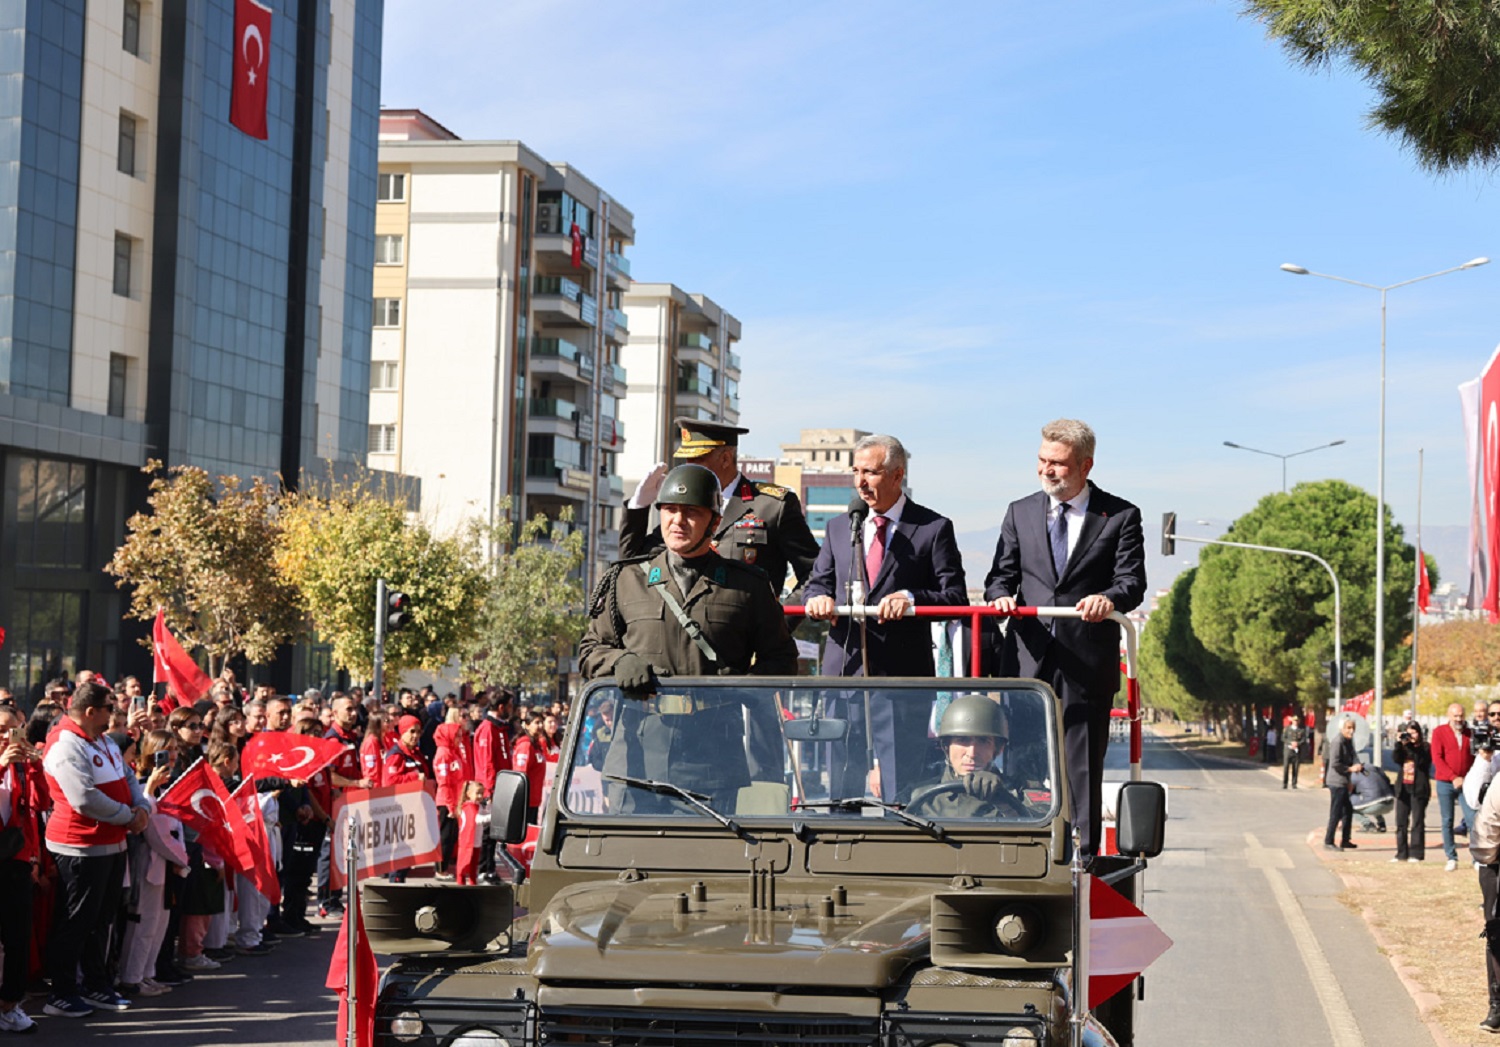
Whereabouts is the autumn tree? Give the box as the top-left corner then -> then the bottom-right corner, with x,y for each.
276,475 -> 485,679
1415,619 -> 1500,687
106,461 -> 301,671
1243,0 -> 1500,172
463,508 -> 587,693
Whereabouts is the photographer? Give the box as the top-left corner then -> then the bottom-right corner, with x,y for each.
1392,722 -> 1431,863
1434,703 -> 1477,872
1468,755 -> 1500,1033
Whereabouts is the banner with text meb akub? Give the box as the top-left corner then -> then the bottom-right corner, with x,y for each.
329,780 -> 440,887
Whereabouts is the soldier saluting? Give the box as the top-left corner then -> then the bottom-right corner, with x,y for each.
582,464 -> 797,812
622,419 -> 820,598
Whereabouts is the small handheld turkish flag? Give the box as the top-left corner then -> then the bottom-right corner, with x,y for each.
158,758 -> 257,874
241,730 -> 346,781
229,0 -> 272,139
231,776 -> 282,906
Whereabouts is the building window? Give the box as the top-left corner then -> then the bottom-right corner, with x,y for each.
117,112 -> 137,175
373,297 -> 401,327
113,234 -> 133,297
367,424 -> 396,454
377,172 -> 406,202
122,0 -> 140,55
107,354 -> 127,417
374,234 -> 404,266
370,360 -> 398,390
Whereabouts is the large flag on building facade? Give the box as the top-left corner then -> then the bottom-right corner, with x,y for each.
229,0 -> 272,139
151,608 -> 213,709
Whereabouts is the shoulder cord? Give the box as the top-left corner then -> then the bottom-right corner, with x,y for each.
640,563 -> 718,664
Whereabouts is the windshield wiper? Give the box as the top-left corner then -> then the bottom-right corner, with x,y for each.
795,797 -> 946,840
604,774 -> 757,843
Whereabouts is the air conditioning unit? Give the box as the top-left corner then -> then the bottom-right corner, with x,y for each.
537,204 -> 555,233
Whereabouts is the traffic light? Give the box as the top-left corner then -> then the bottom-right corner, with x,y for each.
1161,512 -> 1176,556
1321,660 -> 1336,685
1341,661 -> 1354,687
387,591 -> 411,633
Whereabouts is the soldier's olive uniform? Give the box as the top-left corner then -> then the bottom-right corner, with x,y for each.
1283,723 -> 1306,789
620,476 -> 821,597
580,547 -> 798,812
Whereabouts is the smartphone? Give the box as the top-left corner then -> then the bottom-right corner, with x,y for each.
132,694 -> 148,713
152,750 -> 171,769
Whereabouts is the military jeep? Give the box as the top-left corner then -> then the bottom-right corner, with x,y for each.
367,676 -> 1165,1047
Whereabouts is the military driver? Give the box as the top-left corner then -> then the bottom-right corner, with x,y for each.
906,695 -> 1030,819
581,464 -> 798,812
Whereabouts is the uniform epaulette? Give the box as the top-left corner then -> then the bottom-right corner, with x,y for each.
753,482 -> 788,499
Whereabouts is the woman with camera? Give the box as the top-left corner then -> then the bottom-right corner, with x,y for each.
1392,722 -> 1431,863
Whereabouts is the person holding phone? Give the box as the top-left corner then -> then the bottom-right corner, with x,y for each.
0,704 -> 47,1032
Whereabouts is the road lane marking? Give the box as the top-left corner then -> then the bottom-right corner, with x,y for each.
1244,832 -> 1363,1047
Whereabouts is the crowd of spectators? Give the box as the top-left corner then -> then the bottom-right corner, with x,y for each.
0,671 -> 569,1032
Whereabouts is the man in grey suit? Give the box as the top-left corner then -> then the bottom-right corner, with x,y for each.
984,419 -> 1146,857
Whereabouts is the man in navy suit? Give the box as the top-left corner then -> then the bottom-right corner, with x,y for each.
805,434 -> 968,801
984,419 -> 1146,857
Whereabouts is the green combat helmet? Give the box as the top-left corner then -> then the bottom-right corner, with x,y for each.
655,464 -> 722,511
938,695 -> 1008,741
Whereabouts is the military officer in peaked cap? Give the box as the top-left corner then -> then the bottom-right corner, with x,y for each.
622,418 -> 821,598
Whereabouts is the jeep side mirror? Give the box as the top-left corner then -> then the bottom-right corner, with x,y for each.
488,770 -> 529,844
1114,780 -> 1166,858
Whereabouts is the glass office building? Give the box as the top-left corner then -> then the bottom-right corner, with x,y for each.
0,0 -> 384,703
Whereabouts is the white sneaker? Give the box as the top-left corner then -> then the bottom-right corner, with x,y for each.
179,953 -> 220,971
1408,857 -> 1422,863
1446,858 -> 1459,871
0,1005 -> 35,1033
1388,856 -> 1401,863
137,978 -> 171,996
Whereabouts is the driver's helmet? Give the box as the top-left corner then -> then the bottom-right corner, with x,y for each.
655,464 -> 722,511
938,695 -> 1007,741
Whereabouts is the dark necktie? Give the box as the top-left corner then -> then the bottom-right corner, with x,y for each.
1050,502 -> 1070,578
865,515 -> 888,586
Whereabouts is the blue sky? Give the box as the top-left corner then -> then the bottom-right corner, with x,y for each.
381,1 -> 1499,586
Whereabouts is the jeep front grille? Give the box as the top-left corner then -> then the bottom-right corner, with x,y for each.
541,1007 -> 880,1047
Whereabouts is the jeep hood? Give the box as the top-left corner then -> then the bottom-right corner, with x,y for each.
528,877 -> 931,987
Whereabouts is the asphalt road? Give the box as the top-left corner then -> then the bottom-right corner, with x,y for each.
1131,730 -> 1435,1046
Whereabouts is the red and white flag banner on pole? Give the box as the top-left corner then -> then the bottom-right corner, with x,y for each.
1079,874 -> 1172,1010
229,0 -> 272,139
230,776 -> 282,906
240,730 -> 346,781
326,900 -> 378,1047
157,758 -> 257,873
1460,376 -> 1486,611
1418,548 -> 1432,613
1479,347 -> 1500,622
328,779 -> 440,888
152,608 -> 213,710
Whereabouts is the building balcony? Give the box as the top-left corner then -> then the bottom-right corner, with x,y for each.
606,252 -> 630,290
532,276 -> 582,325
535,230 -> 599,271
679,332 -> 713,351
726,350 -> 741,374
606,307 -> 628,334
525,458 -> 591,500
530,337 -> 585,380
529,397 -> 578,421
608,362 -> 627,394
528,398 -> 579,438
599,416 -> 624,447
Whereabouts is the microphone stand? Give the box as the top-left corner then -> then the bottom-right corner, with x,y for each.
846,499 -> 877,798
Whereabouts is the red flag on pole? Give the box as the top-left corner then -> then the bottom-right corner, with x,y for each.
326,899 -> 379,1047
569,222 -> 583,268
152,609 -> 213,709
158,759 -> 257,873
229,0 -> 272,139
1480,349 -> 1500,622
1080,874 -> 1172,1010
231,777 -> 282,906
1418,548 -> 1432,613
240,730 -> 346,781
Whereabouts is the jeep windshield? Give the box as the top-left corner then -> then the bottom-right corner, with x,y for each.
560,678 -> 1060,826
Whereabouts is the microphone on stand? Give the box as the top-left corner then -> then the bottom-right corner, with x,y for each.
846,495 -> 869,606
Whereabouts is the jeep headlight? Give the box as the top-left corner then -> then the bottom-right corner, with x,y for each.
389,1010 -> 423,1042
451,1030 -> 512,1047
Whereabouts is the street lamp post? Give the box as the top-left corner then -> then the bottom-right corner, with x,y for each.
1223,439 -> 1346,492
1280,257 -> 1490,766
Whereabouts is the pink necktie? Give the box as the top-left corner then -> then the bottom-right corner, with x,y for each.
865,515 -> 887,585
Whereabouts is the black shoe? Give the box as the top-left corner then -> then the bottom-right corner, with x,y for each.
1324,843 -> 1341,851
153,967 -> 192,987
203,947 -> 236,963
1341,841 -> 1358,850
1480,1004 -> 1500,1033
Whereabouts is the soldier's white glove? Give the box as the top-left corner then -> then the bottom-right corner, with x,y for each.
628,462 -> 668,509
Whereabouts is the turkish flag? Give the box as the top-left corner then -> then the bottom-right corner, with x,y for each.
326,899 -> 379,1047
231,776 -> 282,906
1418,548 -> 1432,613
158,759 -> 257,873
1080,874 -> 1172,1010
152,608 -> 213,709
1481,348 -> 1500,622
569,222 -> 583,268
229,0 -> 272,139
241,729 -> 345,781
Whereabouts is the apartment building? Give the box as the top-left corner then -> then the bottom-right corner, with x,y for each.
370,110 -> 634,583
617,283 -> 741,488
0,0 -> 383,700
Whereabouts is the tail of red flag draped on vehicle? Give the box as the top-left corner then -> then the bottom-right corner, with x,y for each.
327,893 -> 378,1047
1078,873 -> 1172,1010
152,608 -> 213,709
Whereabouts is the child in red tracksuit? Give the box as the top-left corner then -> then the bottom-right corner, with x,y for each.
432,721 -> 473,877
455,782 -> 485,886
